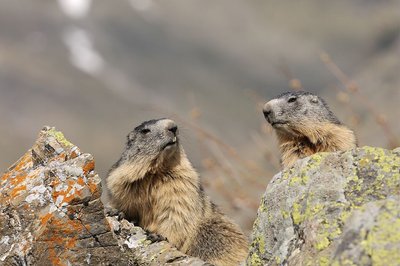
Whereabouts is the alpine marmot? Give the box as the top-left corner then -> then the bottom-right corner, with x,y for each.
106,118 -> 248,265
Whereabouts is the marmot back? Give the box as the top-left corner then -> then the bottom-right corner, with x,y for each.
106,118 -> 248,265
263,91 -> 357,167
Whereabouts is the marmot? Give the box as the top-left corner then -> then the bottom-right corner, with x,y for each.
263,91 -> 357,168
106,118 -> 248,265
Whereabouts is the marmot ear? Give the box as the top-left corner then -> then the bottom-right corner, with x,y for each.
127,132 -> 135,143
310,96 -> 319,104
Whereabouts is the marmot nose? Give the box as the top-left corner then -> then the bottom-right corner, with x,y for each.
167,124 -> 178,135
263,103 -> 272,119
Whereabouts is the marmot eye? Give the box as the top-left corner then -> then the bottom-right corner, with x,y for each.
288,96 -> 297,103
140,128 -> 150,134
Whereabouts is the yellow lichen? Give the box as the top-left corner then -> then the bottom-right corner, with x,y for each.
292,202 -> 303,224
48,128 -> 73,147
289,176 -> 301,186
252,235 -> 266,255
249,253 -> 262,266
361,199 -> 400,266
319,256 -> 330,266
315,236 -> 330,251
281,210 -> 289,219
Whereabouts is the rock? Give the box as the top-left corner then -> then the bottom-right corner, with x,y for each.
247,147 -> 400,265
0,127 -> 207,265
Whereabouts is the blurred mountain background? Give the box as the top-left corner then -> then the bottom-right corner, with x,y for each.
1,0 -> 399,233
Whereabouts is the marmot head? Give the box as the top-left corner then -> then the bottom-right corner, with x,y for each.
262,91 -> 341,137
123,118 -> 181,172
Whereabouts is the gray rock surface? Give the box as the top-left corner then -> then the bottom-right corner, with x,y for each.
247,147 -> 400,265
0,127 -> 207,265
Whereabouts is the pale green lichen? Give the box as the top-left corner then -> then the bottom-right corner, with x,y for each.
315,236 -> 330,251
361,200 -> 400,266
346,147 -> 400,205
307,153 -> 329,169
332,259 -> 358,266
318,256 -> 330,266
291,196 -> 324,226
258,198 -> 269,213
292,202 -> 303,225
251,235 -> 266,256
48,128 -> 73,147
249,252 -> 262,266
315,220 -> 342,251
282,169 -> 292,180
281,210 -> 289,219
248,147 -> 400,265
289,176 -> 301,186
302,174 -> 309,184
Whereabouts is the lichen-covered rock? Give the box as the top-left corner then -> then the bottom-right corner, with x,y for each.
0,127 -> 207,265
247,147 -> 400,266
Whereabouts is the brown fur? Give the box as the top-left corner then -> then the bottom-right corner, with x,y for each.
107,121 -> 248,265
276,121 -> 357,167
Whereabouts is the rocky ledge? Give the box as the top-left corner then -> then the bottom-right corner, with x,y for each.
248,146 -> 400,265
0,127 -> 206,265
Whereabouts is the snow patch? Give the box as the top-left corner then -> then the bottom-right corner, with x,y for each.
129,0 -> 154,11
63,27 -> 104,75
57,0 -> 92,19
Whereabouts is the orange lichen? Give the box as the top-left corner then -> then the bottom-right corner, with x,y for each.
65,237 -> 77,249
1,172 -> 11,183
41,213 -> 54,226
10,185 -> 27,197
50,179 -> 61,188
48,247 -> 64,266
12,153 -> 32,172
52,153 -> 67,162
39,214 -> 89,264
64,192 -> 79,203
10,173 -> 28,186
51,177 -> 85,204
87,180 -> 98,194
70,150 -> 79,159
82,160 -> 95,174
77,177 -> 85,186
